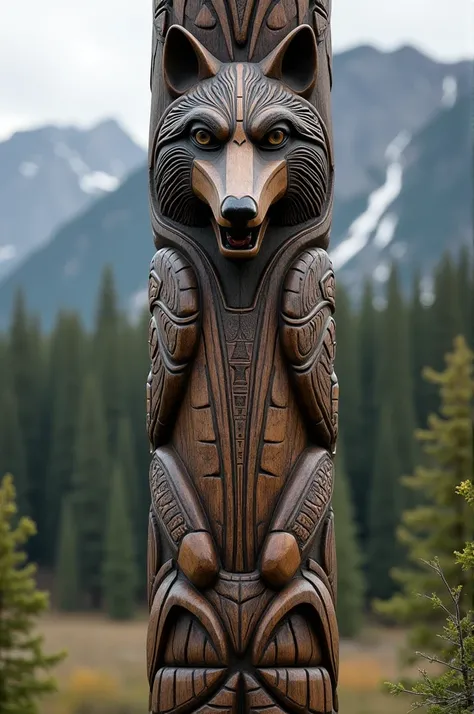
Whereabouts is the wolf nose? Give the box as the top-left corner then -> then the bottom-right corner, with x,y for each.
221,195 -> 258,227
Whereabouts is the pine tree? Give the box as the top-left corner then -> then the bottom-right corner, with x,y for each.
366,404 -> 404,601
8,292 -> 44,521
334,446 -> 365,637
43,312 -> 85,564
430,253 -> 463,371
103,466 -> 137,620
128,308 -> 153,580
117,417 -> 139,531
410,269 -> 432,428
71,373 -> 109,609
0,474 -> 65,712
55,496 -> 80,612
356,279 -> 377,542
335,284 -> 363,517
377,336 -> 474,656
0,388 -> 28,517
387,480 -> 474,712
377,266 -> 417,479
93,267 -> 124,452
116,416 -> 146,584
457,246 -> 472,342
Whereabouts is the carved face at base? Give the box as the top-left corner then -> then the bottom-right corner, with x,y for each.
151,24 -> 330,259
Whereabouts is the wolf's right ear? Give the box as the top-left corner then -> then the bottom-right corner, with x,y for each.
260,24 -> 318,97
163,25 -> 221,97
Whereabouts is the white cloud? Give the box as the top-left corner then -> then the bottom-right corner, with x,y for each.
1,0 -> 473,147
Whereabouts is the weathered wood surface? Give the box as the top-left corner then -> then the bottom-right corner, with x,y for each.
146,1 -> 339,711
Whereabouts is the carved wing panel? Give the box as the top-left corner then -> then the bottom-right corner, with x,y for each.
147,247 -> 201,448
280,249 -> 338,452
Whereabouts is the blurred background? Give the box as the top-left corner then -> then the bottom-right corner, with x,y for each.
0,1 -> 473,713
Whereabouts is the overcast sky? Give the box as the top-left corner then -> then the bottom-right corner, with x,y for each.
1,0 -> 473,146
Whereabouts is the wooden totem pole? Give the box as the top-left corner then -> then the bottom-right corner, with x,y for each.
146,0 -> 339,712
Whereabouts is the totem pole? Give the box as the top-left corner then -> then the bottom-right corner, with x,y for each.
146,1 -> 339,712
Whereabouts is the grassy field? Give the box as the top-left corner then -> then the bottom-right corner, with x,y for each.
40,614 -> 411,714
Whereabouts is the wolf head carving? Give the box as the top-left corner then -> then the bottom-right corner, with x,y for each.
150,24 -> 330,259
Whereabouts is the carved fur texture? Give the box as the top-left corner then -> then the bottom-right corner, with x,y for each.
151,63 -> 329,228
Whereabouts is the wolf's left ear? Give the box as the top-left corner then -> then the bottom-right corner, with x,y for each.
163,25 -> 221,97
260,25 -> 317,97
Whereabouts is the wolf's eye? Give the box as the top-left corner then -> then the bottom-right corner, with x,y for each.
262,127 -> 289,148
195,129 -> 211,145
191,126 -> 219,149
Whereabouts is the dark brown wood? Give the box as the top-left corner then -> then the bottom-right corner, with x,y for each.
146,1 -> 338,711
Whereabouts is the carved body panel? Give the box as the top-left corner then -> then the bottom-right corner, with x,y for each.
146,1 -> 338,712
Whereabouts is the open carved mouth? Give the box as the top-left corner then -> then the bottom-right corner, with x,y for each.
220,226 -> 259,250
212,219 -> 269,258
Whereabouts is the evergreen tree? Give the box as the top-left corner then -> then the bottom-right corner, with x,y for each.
457,246 -> 472,343
334,446 -> 365,637
43,312 -> 85,564
377,336 -> 474,656
71,373 -> 109,609
0,474 -> 65,712
356,279 -> 377,542
366,405 -> 404,601
8,292 -> 44,522
116,416 -> 146,580
388,481 -> 474,712
410,269 -> 432,428
103,465 -> 137,620
117,417 -> 139,530
55,496 -> 80,612
129,308 -> 154,577
335,284 -> 363,514
377,266 -> 417,499
0,389 -> 28,517
93,267 -> 123,452
430,253 -> 463,371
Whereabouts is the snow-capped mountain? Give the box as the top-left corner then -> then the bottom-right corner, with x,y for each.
330,90 -> 472,298
0,119 -> 146,280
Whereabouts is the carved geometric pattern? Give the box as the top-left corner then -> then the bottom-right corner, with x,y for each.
149,447 -> 213,551
268,448 -> 333,555
148,568 -> 339,714
281,249 -> 338,451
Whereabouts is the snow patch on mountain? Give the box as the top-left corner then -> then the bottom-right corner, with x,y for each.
54,141 -> 121,195
79,172 -> 120,195
373,213 -> 398,249
442,76 -> 458,108
19,161 -> 39,178
0,245 -> 16,264
331,131 -> 411,271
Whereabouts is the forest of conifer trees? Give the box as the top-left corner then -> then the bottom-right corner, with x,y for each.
0,248 -> 472,632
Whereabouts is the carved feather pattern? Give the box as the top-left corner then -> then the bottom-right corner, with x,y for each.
146,248 -> 201,447
280,249 -> 338,450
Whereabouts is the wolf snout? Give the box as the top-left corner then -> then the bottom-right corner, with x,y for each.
221,195 -> 258,227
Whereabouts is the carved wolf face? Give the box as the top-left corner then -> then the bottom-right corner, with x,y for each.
151,25 -> 330,259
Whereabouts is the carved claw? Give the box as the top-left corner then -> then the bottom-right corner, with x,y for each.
260,531 -> 301,589
178,531 -> 219,589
